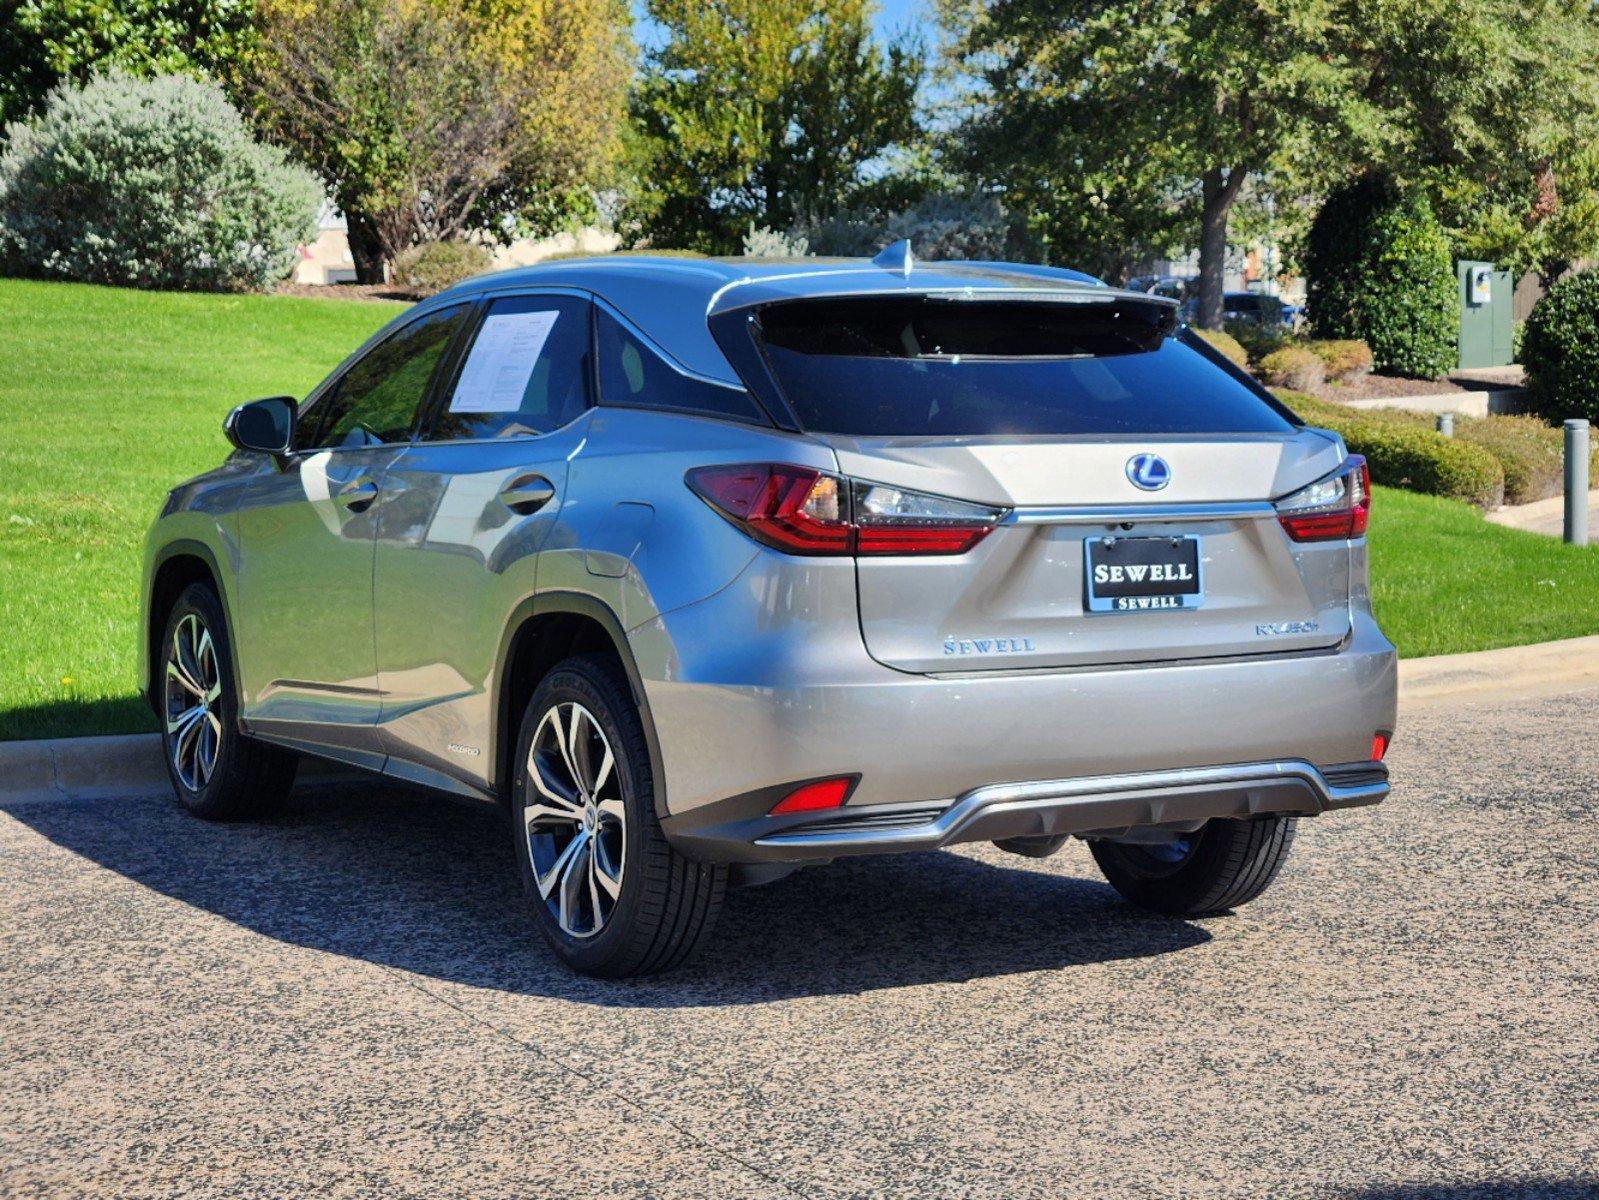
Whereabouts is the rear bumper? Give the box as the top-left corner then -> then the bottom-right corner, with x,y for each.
665,759 -> 1386,864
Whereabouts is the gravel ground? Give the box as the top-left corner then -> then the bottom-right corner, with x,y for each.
2,688 -> 1595,1199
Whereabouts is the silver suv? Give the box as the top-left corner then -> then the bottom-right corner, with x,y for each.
141,249 -> 1397,977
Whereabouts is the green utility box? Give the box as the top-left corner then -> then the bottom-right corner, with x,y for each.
1456,260 -> 1513,369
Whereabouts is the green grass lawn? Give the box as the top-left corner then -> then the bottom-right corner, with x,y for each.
1367,484 -> 1599,657
1,278 -> 1595,741
0,279 -> 402,740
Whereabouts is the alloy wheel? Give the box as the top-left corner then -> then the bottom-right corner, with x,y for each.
524,702 -> 626,939
165,613 -> 223,791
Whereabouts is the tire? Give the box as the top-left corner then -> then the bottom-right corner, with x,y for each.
1089,816 -> 1297,917
510,654 -> 726,978
159,582 -> 298,820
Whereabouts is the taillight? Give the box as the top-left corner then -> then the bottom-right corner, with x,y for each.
1275,455 -> 1370,542
686,464 -> 1005,556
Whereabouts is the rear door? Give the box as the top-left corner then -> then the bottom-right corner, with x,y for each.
372,291 -> 594,792
752,295 -> 1352,673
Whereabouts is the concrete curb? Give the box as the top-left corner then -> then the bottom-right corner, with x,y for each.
0,733 -> 353,805
5,635 -> 1598,802
1397,634 -> 1599,710
1343,389 -> 1526,419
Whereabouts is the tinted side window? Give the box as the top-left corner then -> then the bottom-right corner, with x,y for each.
596,309 -> 764,423
428,295 -> 592,441
305,305 -> 467,450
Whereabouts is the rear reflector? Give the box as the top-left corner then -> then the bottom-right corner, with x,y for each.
686,463 -> 1005,556
1371,732 -> 1390,761
769,777 -> 854,815
1275,455 -> 1370,542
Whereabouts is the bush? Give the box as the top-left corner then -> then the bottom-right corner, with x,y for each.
1281,392 -> 1505,508
1191,327 -> 1250,369
1303,339 -> 1372,382
0,73 -> 320,292
1521,268 -> 1599,425
1453,414 -> 1581,504
391,240 -> 494,291
1222,317 -> 1291,364
742,225 -> 810,258
1258,347 -> 1325,391
796,193 -> 1012,260
1306,176 -> 1458,378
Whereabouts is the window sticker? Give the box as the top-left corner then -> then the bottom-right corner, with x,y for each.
448,310 -> 561,413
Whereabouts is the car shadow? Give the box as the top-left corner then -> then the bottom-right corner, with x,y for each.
5,779 -> 1211,1008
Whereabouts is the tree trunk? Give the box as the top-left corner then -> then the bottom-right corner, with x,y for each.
345,212 -> 388,285
1197,167 -> 1247,330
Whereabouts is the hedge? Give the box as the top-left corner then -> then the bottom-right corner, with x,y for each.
1305,177 -> 1458,378
0,73 -> 319,291
392,240 -> 494,292
1521,267 -> 1599,425
1281,393 -> 1504,508
1259,347 -> 1325,391
1191,327 -> 1249,369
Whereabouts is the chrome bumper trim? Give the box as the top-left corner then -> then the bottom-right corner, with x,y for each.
1005,501 -> 1277,526
750,760 -> 1384,859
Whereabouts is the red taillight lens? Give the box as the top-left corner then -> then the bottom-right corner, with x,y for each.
1371,732 -> 1390,761
1276,456 -> 1370,542
686,464 -> 1005,556
684,463 -> 851,554
769,777 -> 854,815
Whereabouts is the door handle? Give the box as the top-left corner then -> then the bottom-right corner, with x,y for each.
499,474 -> 555,515
337,478 -> 379,512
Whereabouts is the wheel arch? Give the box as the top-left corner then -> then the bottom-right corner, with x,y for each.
492,592 -> 668,818
144,541 -> 239,716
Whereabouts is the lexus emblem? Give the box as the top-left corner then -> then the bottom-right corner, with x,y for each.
1126,453 -> 1171,491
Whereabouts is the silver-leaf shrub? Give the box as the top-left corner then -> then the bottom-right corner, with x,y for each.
0,72 -> 321,291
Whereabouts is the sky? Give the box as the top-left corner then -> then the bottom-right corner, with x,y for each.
632,0 -> 937,54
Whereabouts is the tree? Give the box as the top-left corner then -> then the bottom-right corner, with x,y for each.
1342,0 -> 1599,285
246,0 -> 629,281
1,0 -> 258,124
630,0 -> 922,254
943,0 -> 1599,323
1306,175 -> 1458,377
943,0 -> 1367,324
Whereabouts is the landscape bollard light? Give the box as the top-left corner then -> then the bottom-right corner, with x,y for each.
1566,419 -> 1590,545
1435,413 -> 1454,437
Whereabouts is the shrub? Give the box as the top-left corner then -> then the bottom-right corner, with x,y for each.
1280,392 -> 1505,508
1456,413 -> 1599,505
1306,176 -> 1458,378
1191,327 -> 1250,369
391,240 -> 494,291
796,193 -> 1012,261
1258,347 -> 1325,391
0,73 -> 320,292
1521,268 -> 1599,425
1304,339 -> 1373,382
742,225 -> 810,258
1222,317 -> 1291,364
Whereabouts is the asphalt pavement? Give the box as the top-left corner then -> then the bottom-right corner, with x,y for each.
2,687 -> 1596,1199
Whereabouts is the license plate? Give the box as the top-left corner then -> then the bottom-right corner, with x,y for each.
1084,535 -> 1203,613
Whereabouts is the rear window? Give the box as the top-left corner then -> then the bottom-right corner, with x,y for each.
755,297 -> 1294,437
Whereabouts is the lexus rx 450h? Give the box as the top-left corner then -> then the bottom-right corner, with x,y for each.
142,247 -> 1397,977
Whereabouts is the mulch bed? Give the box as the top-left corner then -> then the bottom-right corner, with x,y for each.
273,282 -> 423,303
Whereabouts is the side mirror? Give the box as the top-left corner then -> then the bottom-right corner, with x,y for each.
224,396 -> 296,458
